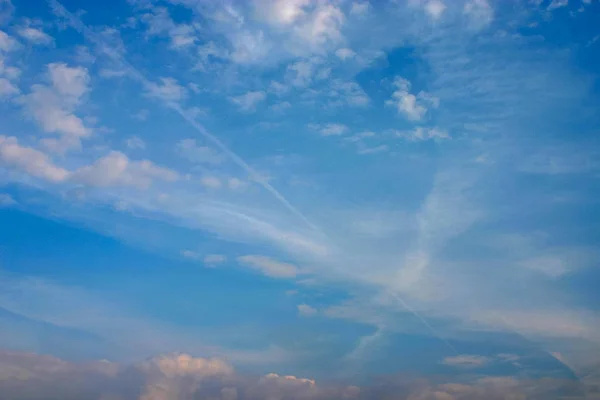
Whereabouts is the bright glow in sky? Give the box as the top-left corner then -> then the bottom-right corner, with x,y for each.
1,0 -> 600,398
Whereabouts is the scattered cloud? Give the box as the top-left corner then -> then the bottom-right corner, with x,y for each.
237,255 -> 298,279
145,77 -> 187,102
335,47 -> 356,60
200,175 -> 222,189
229,91 -> 267,112
72,151 -> 179,189
176,139 -> 224,165
441,354 -> 491,368
464,0 -> 494,29
424,0 -> 446,20
350,2 -> 370,16
204,254 -> 227,266
385,76 -> 438,121
548,0 -> 569,10
0,135 -> 69,182
394,127 -> 450,141
0,30 -> 18,52
0,77 -> 18,97
309,123 -> 348,136
125,136 -> 146,150
297,303 -> 317,317
17,26 -> 53,45
0,193 -> 16,206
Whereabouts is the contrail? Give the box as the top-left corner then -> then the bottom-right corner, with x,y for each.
387,290 -> 459,355
48,0 -> 320,233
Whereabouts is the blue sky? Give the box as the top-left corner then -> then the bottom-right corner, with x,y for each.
0,0 -> 600,390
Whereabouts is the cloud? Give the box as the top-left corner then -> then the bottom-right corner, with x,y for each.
309,123 -> 348,136
145,77 -> 187,102
200,175 -> 222,189
297,303 -> 317,317
548,0 -> 569,10
350,2 -> 370,16
357,144 -> 388,155
72,151 -> 179,190
17,27 -> 53,45
140,6 -> 197,49
18,63 -> 91,153
394,127 -> 450,141
125,136 -> 146,150
385,77 -> 438,121
176,139 -> 224,165
203,254 -> 227,266
0,193 -> 16,206
0,30 -> 18,52
425,0 -> 446,20
335,47 -> 355,60
229,91 -> 267,112
441,354 -> 491,368
464,0 -> 493,29
0,77 -> 18,97
0,350 -> 593,400
237,255 -> 298,279
0,136 -> 70,182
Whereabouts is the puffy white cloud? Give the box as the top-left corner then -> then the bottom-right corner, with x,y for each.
141,6 -> 198,49
0,136 -> 69,182
230,30 -> 271,64
17,27 -> 53,46
297,303 -> 317,316
548,0 -> 569,10
18,63 -> 91,153
237,255 -> 298,278
441,354 -> 491,368
229,91 -> 267,112
425,0 -> 446,20
385,76 -> 438,121
142,353 -> 233,378
72,151 -> 179,189
176,139 -> 224,165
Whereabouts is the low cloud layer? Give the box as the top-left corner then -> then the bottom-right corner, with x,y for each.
0,350 -> 596,400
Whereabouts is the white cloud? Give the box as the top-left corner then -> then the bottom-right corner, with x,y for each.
259,0 -> 312,26
425,0 -> 446,20
269,80 -> 289,96
17,27 -> 53,46
441,354 -> 491,368
125,136 -> 146,150
286,60 -> 315,87
72,151 -> 179,189
0,135 -> 69,182
141,6 -> 198,49
385,77 -> 438,121
297,303 -> 317,316
350,2 -> 370,15
200,175 -> 222,189
395,127 -> 450,142
146,77 -> 187,102
0,59 -> 20,80
464,0 -> 494,29
328,80 -> 370,107
0,30 -> 18,52
548,0 -> 569,10
18,63 -> 91,153
0,77 -> 18,97
230,30 -> 271,64
132,109 -> 149,121
229,91 -> 267,112
181,249 -> 201,260
227,177 -> 246,190
0,193 -> 16,206
176,139 -> 224,165
357,144 -> 389,155
295,4 -> 345,51
309,123 -> 348,136
204,254 -> 227,266
335,47 -> 355,60
270,100 -> 292,112
237,255 -> 298,279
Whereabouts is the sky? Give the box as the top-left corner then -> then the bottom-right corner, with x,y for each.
0,0 -> 600,398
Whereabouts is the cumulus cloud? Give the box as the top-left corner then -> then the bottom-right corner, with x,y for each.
385,76 -> 438,121
335,47 -> 355,60
72,151 -> 179,190
126,136 -> 146,150
394,127 -> 450,142
0,77 -> 18,97
18,63 -> 91,153
237,255 -> 298,278
0,30 -> 18,52
229,91 -> 267,112
0,135 -> 69,182
0,350 -> 592,400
